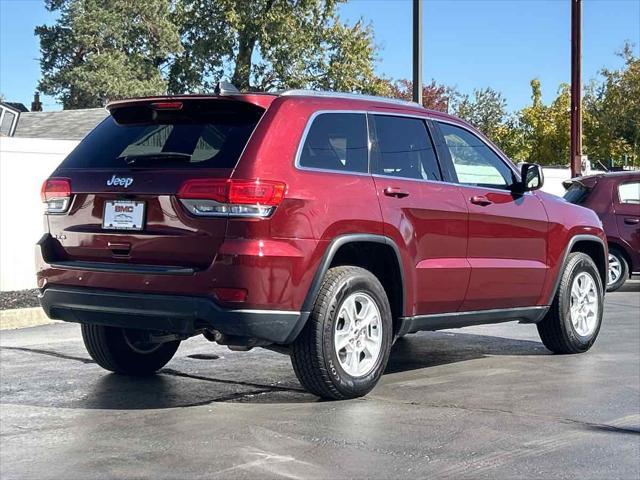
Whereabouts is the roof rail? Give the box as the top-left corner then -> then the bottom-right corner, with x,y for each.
279,89 -> 424,109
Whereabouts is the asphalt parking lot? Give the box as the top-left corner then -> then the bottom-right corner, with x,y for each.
1,280 -> 638,479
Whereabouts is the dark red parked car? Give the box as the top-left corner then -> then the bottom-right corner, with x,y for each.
37,89 -> 608,399
564,171 -> 639,291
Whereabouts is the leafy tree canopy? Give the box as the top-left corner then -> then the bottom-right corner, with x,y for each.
385,79 -> 453,111
584,43 -> 640,167
169,0 -> 386,94
37,0 -> 387,107
36,0 -> 182,109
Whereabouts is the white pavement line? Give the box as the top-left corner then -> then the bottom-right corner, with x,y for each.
0,307 -> 59,330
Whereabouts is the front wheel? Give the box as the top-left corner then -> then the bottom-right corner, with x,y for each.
606,249 -> 629,292
82,324 -> 180,375
537,252 -> 604,354
291,266 -> 393,400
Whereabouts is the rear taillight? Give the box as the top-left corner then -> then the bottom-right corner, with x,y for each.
177,179 -> 286,217
40,178 -> 71,213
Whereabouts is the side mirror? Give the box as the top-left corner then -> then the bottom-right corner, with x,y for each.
517,163 -> 544,192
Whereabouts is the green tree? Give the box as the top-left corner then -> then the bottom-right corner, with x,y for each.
36,0 -> 182,109
450,87 -> 522,157
584,43 -> 639,167
516,79 -> 572,166
168,0 -> 387,94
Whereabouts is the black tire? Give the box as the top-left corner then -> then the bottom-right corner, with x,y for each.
606,248 -> 629,292
81,324 -> 180,375
290,266 -> 393,400
537,252 -> 604,354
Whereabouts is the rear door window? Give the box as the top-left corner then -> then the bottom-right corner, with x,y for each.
371,115 -> 441,181
298,113 -> 368,173
60,101 -> 263,169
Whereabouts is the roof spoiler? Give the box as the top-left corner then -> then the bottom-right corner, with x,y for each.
562,176 -> 597,191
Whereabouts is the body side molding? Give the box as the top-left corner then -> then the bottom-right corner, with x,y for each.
397,306 -> 549,336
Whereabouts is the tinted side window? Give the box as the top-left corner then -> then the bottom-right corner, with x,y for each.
618,182 -> 640,204
371,115 -> 441,180
438,122 -> 516,188
298,113 -> 368,173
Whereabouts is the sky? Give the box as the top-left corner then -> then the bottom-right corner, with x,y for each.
0,0 -> 638,112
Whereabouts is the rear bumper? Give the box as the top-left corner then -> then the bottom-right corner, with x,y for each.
39,286 -> 308,344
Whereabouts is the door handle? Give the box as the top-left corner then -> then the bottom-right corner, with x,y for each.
470,195 -> 493,206
624,218 -> 640,225
107,242 -> 131,250
384,187 -> 410,198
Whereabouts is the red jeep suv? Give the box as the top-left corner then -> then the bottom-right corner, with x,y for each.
37,90 -> 608,399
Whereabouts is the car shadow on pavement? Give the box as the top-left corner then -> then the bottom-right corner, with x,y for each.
2,331 -> 548,410
385,330 -> 548,374
617,280 -> 640,293
78,332 -> 546,408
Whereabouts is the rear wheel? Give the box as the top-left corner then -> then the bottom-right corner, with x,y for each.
537,252 -> 603,354
606,249 -> 629,292
291,266 -> 392,400
81,324 -> 180,375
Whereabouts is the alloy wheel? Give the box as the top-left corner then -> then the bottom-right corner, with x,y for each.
333,292 -> 383,377
569,271 -> 599,337
607,253 -> 622,287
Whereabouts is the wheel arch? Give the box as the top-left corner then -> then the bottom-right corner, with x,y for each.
290,234 -> 405,341
571,237 -> 608,287
607,240 -> 632,271
547,235 -> 607,304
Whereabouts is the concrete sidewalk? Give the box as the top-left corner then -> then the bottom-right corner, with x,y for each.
0,307 -> 57,330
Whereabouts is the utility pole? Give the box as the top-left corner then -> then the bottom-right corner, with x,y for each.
570,0 -> 583,177
412,0 -> 423,105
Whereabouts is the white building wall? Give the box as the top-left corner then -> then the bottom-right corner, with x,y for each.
0,137 -> 79,291
0,136 -> 585,291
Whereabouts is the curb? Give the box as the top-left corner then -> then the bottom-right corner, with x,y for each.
0,307 -> 59,330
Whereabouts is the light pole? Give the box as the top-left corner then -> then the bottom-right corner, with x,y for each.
570,0 -> 583,177
412,0 -> 423,105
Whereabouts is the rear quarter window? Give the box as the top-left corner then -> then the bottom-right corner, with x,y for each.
298,113 -> 368,173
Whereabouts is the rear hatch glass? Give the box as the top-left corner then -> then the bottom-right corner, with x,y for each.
60,100 -> 262,170
47,99 -> 265,270
563,182 -> 591,205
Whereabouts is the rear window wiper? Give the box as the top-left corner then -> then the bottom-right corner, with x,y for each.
117,152 -> 192,165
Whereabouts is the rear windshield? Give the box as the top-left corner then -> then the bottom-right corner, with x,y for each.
60,101 -> 263,169
564,183 -> 590,204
